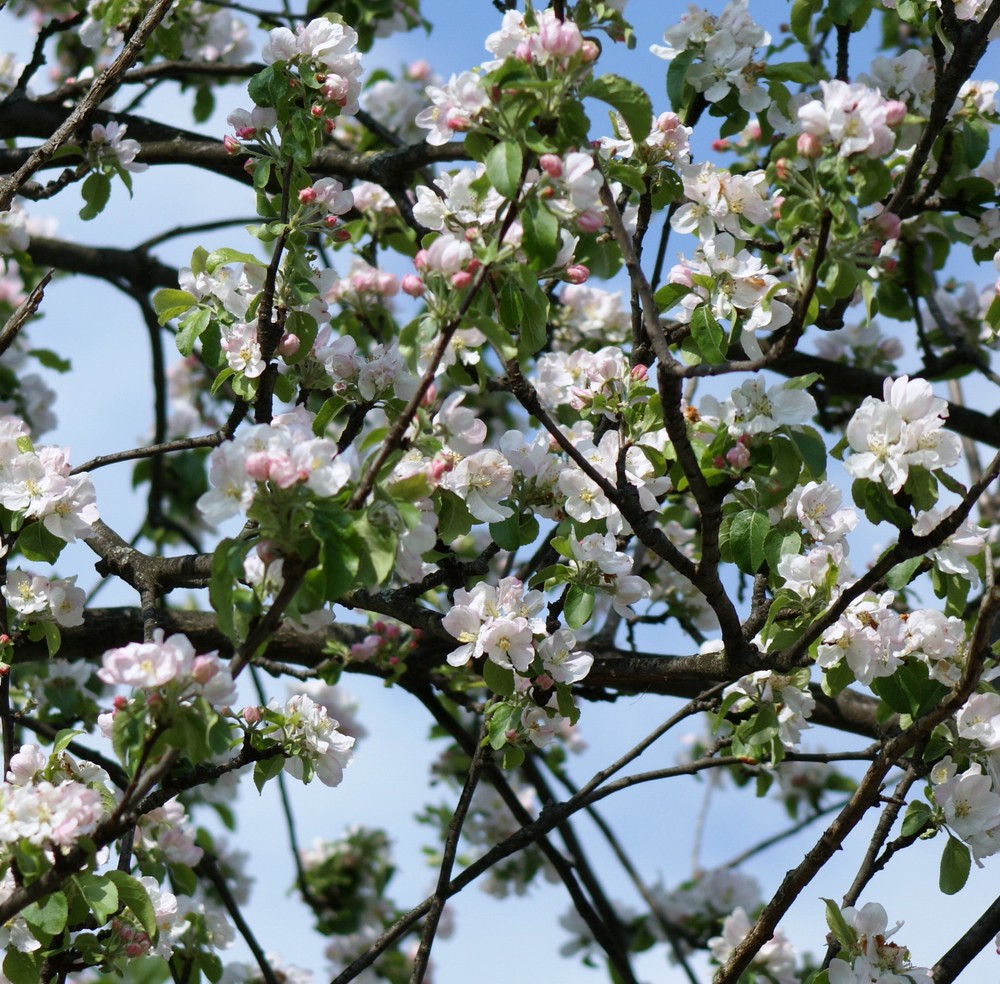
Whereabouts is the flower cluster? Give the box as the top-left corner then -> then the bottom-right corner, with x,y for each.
415,71 -> 490,145
484,8 -> 595,71
0,774 -> 104,847
818,596 -> 967,688
99,629 -> 237,708
259,693 -> 356,786
671,162 -> 773,241
827,902 -> 932,984
262,17 -> 363,115
2,569 -> 85,626
844,375 -> 962,494
651,0 -> 772,113
708,907 -> 797,984
797,80 -> 906,160
0,417 -> 99,544
89,121 -> 147,174
197,408 -> 353,524
722,669 -> 816,748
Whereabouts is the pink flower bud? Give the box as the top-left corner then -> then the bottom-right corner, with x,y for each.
401,273 -> 425,296
0,663 -> 8,678
223,134 -> 241,155
310,105 -> 323,118
407,60 -> 431,81
414,249 -> 429,272
539,154 -> 563,178
114,695 -> 128,711
421,383 -> 437,408
796,132 -> 822,159
711,138 -> 730,152
278,333 -> 300,357
125,943 -> 147,958
298,187 -> 317,204
466,258 -> 481,274
256,540 -> 280,564
332,228 -> 352,242
451,270 -> 473,288
885,99 -> 907,127
245,451 -> 272,482
243,159 -> 256,175
534,672 -> 554,690
576,209 -> 604,233
775,158 -> 792,181
726,444 -> 751,470
428,457 -> 451,483
668,263 -> 694,288
242,705 -> 263,724
565,264 -> 589,284
323,215 -> 339,228
630,364 -> 648,381
191,656 -> 218,685
581,39 -> 599,62
324,118 -> 336,135
873,211 -> 901,240
515,40 -> 533,62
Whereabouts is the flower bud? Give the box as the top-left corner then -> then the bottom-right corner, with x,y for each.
873,211 -> 901,240
298,187 -> 317,204
795,132 -> 822,159
539,154 -> 563,178
401,273 -> 425,296
451,270 -> 473,288
414,249 -> 429,272
278,333 -> 300,357
242,705 -> 263,724
223,134 -> 241,155
310,105 -> 323,118
332,228 -> 352,242
712,138 -> 730,152
581,39 -> 599,62
630,363 -> 648,381
575,209 -> 604,233
565,264 -> 589,284
407,59 -> 431,81
885,99 -> 907,127
726,444 -> 751,470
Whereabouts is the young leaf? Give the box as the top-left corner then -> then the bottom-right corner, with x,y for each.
583,74 -> 652,143
939,836 -> 971,895
485,140 -> 523,199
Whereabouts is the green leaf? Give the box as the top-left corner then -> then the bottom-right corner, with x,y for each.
485,140 -> 523,199
653,282 -> 691,311
823,897 -> 856,950
502,744 -> 525,769
175,307 -> 211,357
583,73 -> 652,143
940,836 -> 971,894
789,426 -> 827,479
689,304 -> 727,364
74,874 -> 118,927
901,801 -> 933,839
498,281 -> 525,331
790,0 -> 820,44
105,871 -> 157,937
521,203 -> 560,269
963,118 -> 990,168
27,348 -> 71,372
151,289 -> 197,325
17,521 -> 64,564
764,529 -> 801,572
729,510 -> 769,573
206,247 -> 265,272
3,950 -> 42,984
666,49 -> 695,113
764,61 -> 817,84
884,556 -> 923,591
79,171 -> 112,221
283,310 -> 318,365
564,584 -> 595,629
253,753 -> 285,793
483,659 -> 515,697
22,891 -> 68,936
210,538 -> 253,643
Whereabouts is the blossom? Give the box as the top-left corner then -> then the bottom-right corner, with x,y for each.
90,121 -> 147,173
798,81 -> 902,158
845,375 -> 961,494
708,907 -> 797,984
442,449 -> 514,522
415,72 -> 489,145
267,693 -> 355,786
